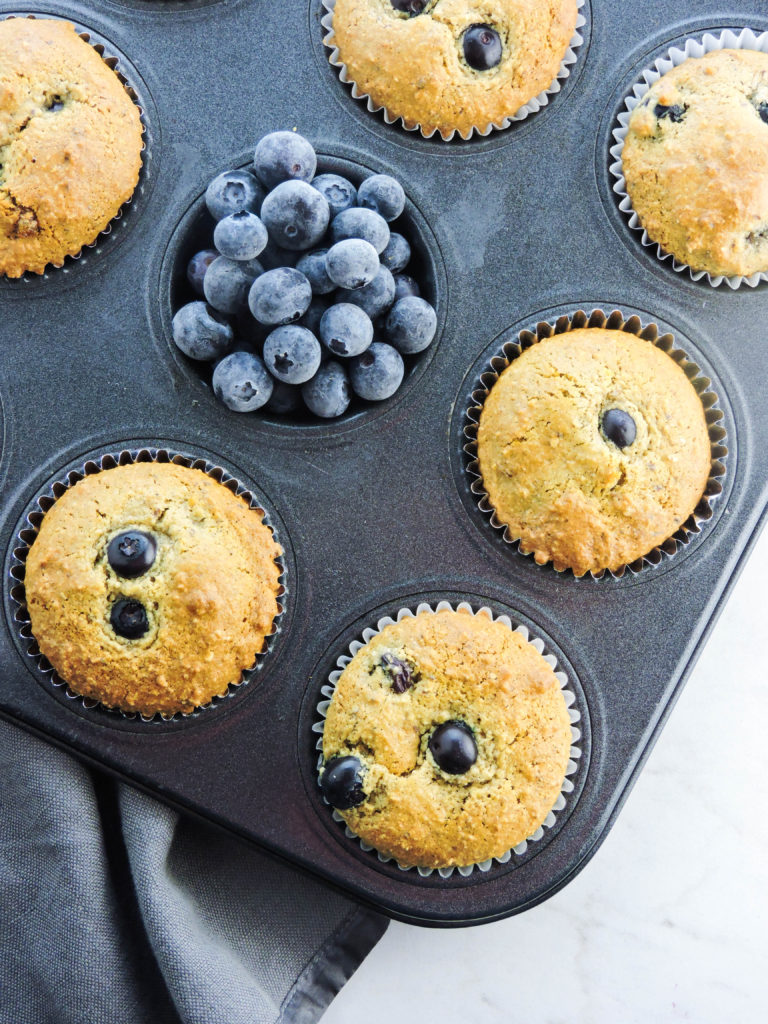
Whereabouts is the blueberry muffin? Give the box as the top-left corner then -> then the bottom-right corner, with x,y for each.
328,0 -> 579,138
475,328 -> 712,576
24,462 -> 282,717
622,49 -> 768,277
0,18 -> 143,278
319,608 -> 571,869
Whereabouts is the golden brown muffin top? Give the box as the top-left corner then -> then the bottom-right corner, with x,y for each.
0,18 -> 143,277
476,329 -> 712,576
25,462 -> 282,717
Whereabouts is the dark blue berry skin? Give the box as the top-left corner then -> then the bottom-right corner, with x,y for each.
205,170 -> 265,221
263,325 -> 322,384
319,303 -> 373,358
311,173 -> 358,218
186,249 -> 218,297
325,238 -> 380,289
253,131 -> 317,190
349,342 -> 404,401
296,249 -> 335,295
320,756 -> 366,809
462,24 -> 502,71
110,599 -> 149,640
380,233 -> 411,273
393,273 -> 420,302
302,361 -> 351,418
390,0 -> 427,13
330,207 -> 390,254
357,174 -> 406,222
261,180 -> 331,251
429,721 -> 477,774
259,236 -> 300,271
601,408 -> 636,448
336,265 -> 395,320
756,101 -> 768,125
213,211 -> 268,261
203,255 -> 261,315
172,301 -> 233,361
385,295 -> 437,354
654,103 -> 686,123
299,296 -> 331,336
264,379 -> 302,415
107,531 -> 156,579
248,267 -> 312,326
212,350 -> 273,411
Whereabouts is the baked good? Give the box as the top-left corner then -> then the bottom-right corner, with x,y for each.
622,49 -> 768,277
475,328 -> 712,576
328,0 -> 579,138
0,18 -> 143,278
319,607 -> 571,869
24,461 -> 282,716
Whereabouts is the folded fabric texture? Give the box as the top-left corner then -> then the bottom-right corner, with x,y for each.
0,717 -> 387,1024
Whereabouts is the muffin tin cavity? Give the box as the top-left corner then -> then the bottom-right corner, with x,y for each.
156,152 -> 446,432
0,12 -> 156,291
300,594 -> 589,885
454,309 -> 730,582
6,447 -> 291,728
311,0 -> 590,149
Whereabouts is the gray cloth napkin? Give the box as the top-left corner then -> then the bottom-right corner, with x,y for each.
0,718 -> 386,1024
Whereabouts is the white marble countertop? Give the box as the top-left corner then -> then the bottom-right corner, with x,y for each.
324,528 -> 768,1024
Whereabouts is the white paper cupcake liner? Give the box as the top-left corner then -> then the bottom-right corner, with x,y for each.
1,14 -> 148,280
609,27 -> 768,289
313,599 -> 583,878
463,309 -> 729,579
8,447 -> 286,722
321,0 -> 586,141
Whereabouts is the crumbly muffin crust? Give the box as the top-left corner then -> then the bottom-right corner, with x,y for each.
321,608 -> 571,869
25,462 -> 282,717
476,328 -> 712,577
329,0 -> 578,138
0,18 -> 143,277
622,49 -> 768,277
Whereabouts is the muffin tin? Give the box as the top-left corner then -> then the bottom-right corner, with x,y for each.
0,0 -> 766,926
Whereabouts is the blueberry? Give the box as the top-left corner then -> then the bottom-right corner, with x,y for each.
379,652 -> 419,693
212,350 -> 273,412
385,296 -> 437,354
336,265 -> 395,320
428,721 -> 477,775
300,295 -> 331,335
261,180 -> 330,251
264,379 -> 302,415
380,233 -> 411,273
463,25 -> 502,71
263,325 -> 322,384
654,103 -> 686,123
319,303 -> 373,357
110,599 -> 149,641
253,131 -> 317,190
296,248 -> 335,295
203,255 -> 261,315
330,208 -> 390,254
107,531 -> 156,579
390,0 -> 427,14
248,267 -> 312,325
205,169 -> 265,221
172,301 -> 233,361
320,755 -> 366,810
601,408 -> 636,449
349,342 -> 404,401
302,361 -> 351,418
325,239 -> 380,289
213,211 -> 268,261
393,273 -> 420,301
259,236 -> 300,271
357,174 -> 406,222
311,173 -> 358,218
186,249 -> 218,297
756,101 -> 768,125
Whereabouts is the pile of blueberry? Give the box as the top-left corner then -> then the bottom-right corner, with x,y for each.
172,131 -> 438,420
